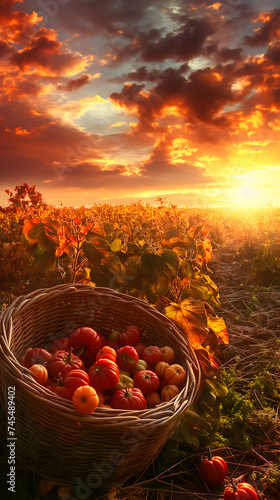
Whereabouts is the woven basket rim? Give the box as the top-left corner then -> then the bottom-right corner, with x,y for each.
0,283 -> 201,423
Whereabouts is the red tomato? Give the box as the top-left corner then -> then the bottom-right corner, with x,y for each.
56,369 -> 90,400
68,327 -> 103,366
133,370 -> 160,395
223,482 -> 258,500
142,346 -> 162,365
111,387 -> 147,410
44,377 -> 58,392
96,346 -> 117,362
106,339 -> 119,350
118,325 -> 141,347
116,345 -> 139,371
88,358 -> 119,393
134,342 -> 146,357
199,454 -> 228,486
47,348 -> 84,378
22,347 -> 51,368
50,337 -> 69,353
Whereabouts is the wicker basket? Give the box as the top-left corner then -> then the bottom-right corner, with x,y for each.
0,284 -> 200,489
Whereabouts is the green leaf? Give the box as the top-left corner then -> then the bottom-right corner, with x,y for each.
23,220 -> 57,250
172,247 -> 186,259
140,248 -> 160,271
127,241 -> 141,254
102,252 -> 124,278
89,236 -> 111,252
110,238 -> 122,253
81,241 -> 103,267
34,248 -> 56,271
189,273 -> 221,306
181,235 -> 197,250
90,267 -> 111,287
178,259 -> 194,279
172,406 -> 201,446
204,378 -> 229,398
157,249 -> 179,279
165,298 -> 208,348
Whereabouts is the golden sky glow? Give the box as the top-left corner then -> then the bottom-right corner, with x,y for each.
1,0 -> 280,208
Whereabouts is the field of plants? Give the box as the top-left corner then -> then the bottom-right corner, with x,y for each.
0,185 -> 280,499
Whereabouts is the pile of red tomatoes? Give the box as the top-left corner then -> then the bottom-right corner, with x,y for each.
21,325 -> 187,415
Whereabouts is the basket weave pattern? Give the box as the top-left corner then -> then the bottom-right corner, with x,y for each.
0,284 -> 200,487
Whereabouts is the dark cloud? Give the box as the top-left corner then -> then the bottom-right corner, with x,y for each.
50,163 -> 129,189
52,0 -> 153,36
114,17 -> 217,63
266,42 -> 280,65
0,0 -> 18,19
0,40 -> 13,58
272,88 -> 280,105
140,137 -> 207,185
244,9 -> 280,46
110,83 -> 146,109
111,63 -> 189,83
8,76 -> 45,97
57,74 -> 91,92
10,28 -> 83,73
110,65 -> 235,128
0,98 -> 103,186
46,153 -> 212,193
216,47 -> 243,63
144,18 -> 216,62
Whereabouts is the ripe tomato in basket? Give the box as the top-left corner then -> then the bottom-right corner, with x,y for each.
146,391 -> 162,408
142,345 -> 162,365
160,346 -> 175,364
111,387 -> 147,410
55,369 -> 90,400
68,327 -> 104,366
118,325 -> 141,347
96,345 -> 117,362
134,342 -> 146,357
161,384 -> 180,402
47,348 -> 85,378
88,358 -> 119,393
29,364 -> 48,385
72,385 -> 99,414
116,345 -> 139,371
154,361 -> 169,378
50,337 -> 69,353
133,370 -> 159,395
22,347 -> 52,368
164,364 -> 186,387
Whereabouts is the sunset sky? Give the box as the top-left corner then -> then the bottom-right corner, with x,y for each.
1,0 -> 280,208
